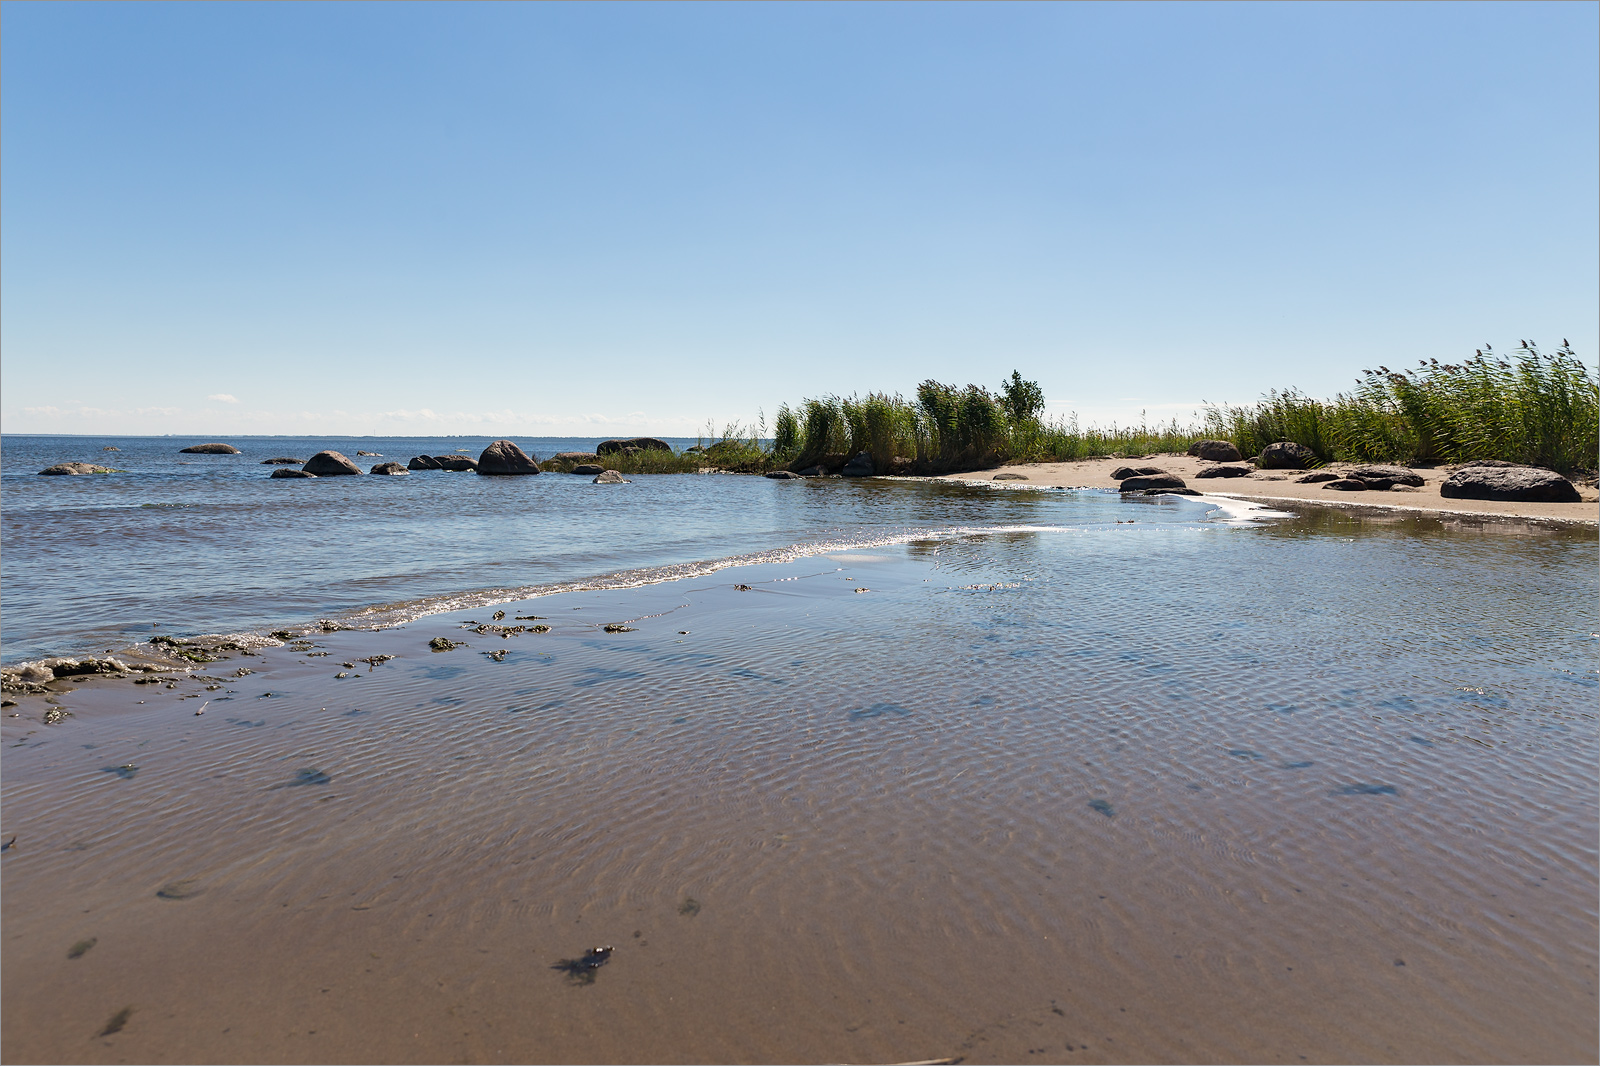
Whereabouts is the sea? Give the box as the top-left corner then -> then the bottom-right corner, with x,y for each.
1,433 -> 1596,1062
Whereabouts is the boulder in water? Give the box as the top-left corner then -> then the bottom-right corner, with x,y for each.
476,440 -> 541,475
436,456 -> 478,472
573,464 -> 604,475
303,451 -> 363,476
592,469 -> 630,484
39,462 -> 113,475
270,468 -> 317,479
407,455 -> 443,471
260,457 -> 304,465
765,470 -> 804,479
369,462 -> 410,475
180,443 -> 240,454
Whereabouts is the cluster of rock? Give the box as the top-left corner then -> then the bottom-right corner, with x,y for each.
263,442 -> 632,484
782,451 -> 916,478
2,656 -> 140,695
38,462 -> 117,476
597,437 -> 671,457
1296,464 -> 1425,492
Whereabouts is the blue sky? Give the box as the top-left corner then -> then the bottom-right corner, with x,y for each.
3,1 -> 1595,437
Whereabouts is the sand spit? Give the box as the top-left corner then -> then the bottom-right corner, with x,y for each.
946,454 -> 1600,524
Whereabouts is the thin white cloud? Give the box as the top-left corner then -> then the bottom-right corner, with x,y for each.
207,394 -> 240,404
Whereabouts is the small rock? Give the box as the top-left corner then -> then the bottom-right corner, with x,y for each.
355,451 -> 381,456
765,470 -> 804,479
102,446 -> 120,452
39,462 -> 114,475
1323,478 -> 1369,491
1296,471 -> 1340,483
368,462 -> 410,476
1187,440 -> 1243,462
270,468 -> 317,478
179,443 -> 240,454
993,472 -> 1029,481
260,457 -> 304,465
573,464 -> 604,475
1193,465 -> 1251,479
428,638 -> 463,652
840,452 -> 875,477
303,451 -> 363,476
1440,465 -> 1581,502
1259,441 -> 1318,470
476,440 -> 542,476
592,470 -> 630,484
1120,474 -> 1187,492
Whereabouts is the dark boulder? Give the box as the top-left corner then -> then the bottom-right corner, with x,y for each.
887,457 -> 916,475
39,462 -> 113,475
993,472 -> 1029,481
1440,465 -> 1581,502
180,443 -> 240,454
1343,465 -> 1424,487
1110,465 -> 1166,479
597,437 -> 671,456
303,450 -> 363,476
572,464 -> 605,475
1193,465 -> 1251,479
1120,474 -> 1188,492
765,470 -> 804,479
261,457 -> 304,465
1323,478 -> 1369,491
1259,441 -> 1317,470
369,462 -> 410,475
549,451 -> 600,464
1297,471 -> 1341,484
592,470 -> 630,484
436,457 -> 479,472
841,452 -> 875,477
476,440 -> 541,476
407,455 -> 444,471
271,468 -> 317,479
1187,440 -> 1243,462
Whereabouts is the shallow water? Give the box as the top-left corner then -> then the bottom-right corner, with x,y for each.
2,486 -> 1595,1064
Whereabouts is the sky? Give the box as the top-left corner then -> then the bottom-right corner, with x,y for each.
2,1 -> 1596,437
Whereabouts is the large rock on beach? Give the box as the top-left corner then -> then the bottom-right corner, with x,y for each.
369,462 -> 409,475
476,440 -> 541,475
1194,465 -> 1251,479
1323,478 -> 1369,491
597,437 -> 671,456
180,443 -> 240,454
407,455 -> 443,470
1120,474 -> 1188,492
1187,440 -> 1243,462
260,457 -> 304,465
841,452 -> 875,477
993,472 -> 1029,480
303,451 -> 363,476
592,469 -> 630,484
270,468 -> 317,478
1111,465 -> 1166,479
39,462 -> 113,475
1259,441 -> 1317,470
1297,471 -> 1340,483
1440,464 -> 1581,502
1343,464 -> 1425,487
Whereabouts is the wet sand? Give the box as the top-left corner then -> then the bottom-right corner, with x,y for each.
3,523 -> 1596,1065
947,455 -> 1600,524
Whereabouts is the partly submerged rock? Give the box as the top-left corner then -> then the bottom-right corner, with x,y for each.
270,468 -> 317,478
1440,465 -> 1581,502
592,470 -> 630,484
355,451 -> 381,456
1187,439 -> 1243,463
841,452 -> 875,477
179,443 -> 240,454
303,451 -> 363,476
407,455 -> 443,471
1120,474 -> 1188,492
1259,441 -> 1317,470
765,470 -> 804,479
572,464 -> 604,475
39,462 -> 114,475
436,456 -> 478,472
1194,465 -> 1252,479
260,457 -> 304,465
369,462 -> 409,475
477,440 -> 541,475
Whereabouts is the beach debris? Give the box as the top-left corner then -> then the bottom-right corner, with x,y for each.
2,836 -> 16,851
68,937 -> 97,959
1088,799 -> 1116,818
429,638 -> 464,652
678,897 -> 701,917
233,667 -> 254,677
333,672 -> 350,679
493,611 -> 505,621
485,649 -> 508,662
318,620 -> 347,632
194,701 -> 209,716
854,587 -> 870,593
552,946 -> 613,984
270,630 -> 296,640
603,624 -> 635,633
156,879 -> 203,900
98,1006 -> 134,1037
102,763 -> 139,779
43,707 -> 73,725
514,615 -> 545,621
733,584 -> 753,591
530,625 -> 550,633
279,767 -> 332,788
1334,783 -> 1398,796
358,655 -> 393,670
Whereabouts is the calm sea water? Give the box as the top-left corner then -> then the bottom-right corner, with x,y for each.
3,433 -> 1597,1062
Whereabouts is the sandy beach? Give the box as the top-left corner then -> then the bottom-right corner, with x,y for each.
944,454 -> 1600,524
